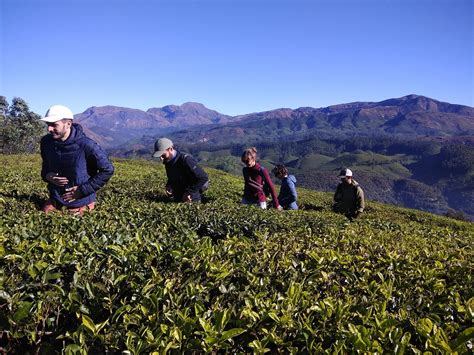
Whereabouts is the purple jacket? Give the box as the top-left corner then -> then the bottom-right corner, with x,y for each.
242,162 -> 280,208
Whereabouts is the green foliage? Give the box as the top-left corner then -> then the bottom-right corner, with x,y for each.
394,179 -> 447,212
1,97 -> 45,154
1,155 -> 473,353
291,153 -> 333,170
319,152 -> 412,179
440,144 -> 474,174
444,209 -> 469,222
197,150 -> 242,175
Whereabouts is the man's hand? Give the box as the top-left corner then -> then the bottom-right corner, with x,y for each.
46,172 -> 69,187
62,186 -> 83,202
165,185 -> 173,197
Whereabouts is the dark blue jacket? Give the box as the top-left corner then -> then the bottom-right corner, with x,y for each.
40,123 -> 114,208
278,175 -> 298,210
164,151 -> 208,202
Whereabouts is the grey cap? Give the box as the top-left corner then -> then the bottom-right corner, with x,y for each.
153,138 -> 173,158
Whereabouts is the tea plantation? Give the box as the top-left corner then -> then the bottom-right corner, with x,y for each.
1,155 -> 473,354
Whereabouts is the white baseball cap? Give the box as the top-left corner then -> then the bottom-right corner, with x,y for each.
338,168 -> 353,177
41,105 -> 74,122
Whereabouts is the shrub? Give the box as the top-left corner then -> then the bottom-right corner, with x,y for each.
1,155 -> 473,353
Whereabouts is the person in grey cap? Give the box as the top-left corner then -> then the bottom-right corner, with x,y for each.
153,138 -> 209,202
333,168 -> 365,220
39,105 -> 114,215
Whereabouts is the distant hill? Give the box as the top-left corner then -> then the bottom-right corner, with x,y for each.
75,102 -> 234,147
147,102 -> 233,126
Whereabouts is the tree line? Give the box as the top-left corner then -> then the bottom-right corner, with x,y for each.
1,96 -> 44,154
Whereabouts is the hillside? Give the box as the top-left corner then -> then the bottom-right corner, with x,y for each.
1,155 -> 473,353
159,95 -> 474,146
75,95 -> 474,149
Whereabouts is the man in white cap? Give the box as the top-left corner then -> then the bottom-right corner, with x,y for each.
39,105 -> 114,215
333,168 -> 365,219
153,137 -> 208,202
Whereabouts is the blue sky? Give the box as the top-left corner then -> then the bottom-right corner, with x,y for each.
1,0 -> 473,116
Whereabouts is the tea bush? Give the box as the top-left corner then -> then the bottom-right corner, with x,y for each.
1,155 -> 473,353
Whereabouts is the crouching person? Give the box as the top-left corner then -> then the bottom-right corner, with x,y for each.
333,168 -> 365,220
273,164 -> 298,210
153,138 -> 209,202
40,105 -> 114,215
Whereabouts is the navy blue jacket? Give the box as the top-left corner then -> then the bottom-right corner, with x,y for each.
164,151 -> 208,202
40,123 -> 114,208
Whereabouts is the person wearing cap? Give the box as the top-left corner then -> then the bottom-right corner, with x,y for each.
333,168 -> 365,219
153,138 -> 209,202
39,105 -> 114,215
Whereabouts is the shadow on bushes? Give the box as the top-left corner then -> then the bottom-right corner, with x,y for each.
142,191 -> 215,204
300,203 -> 326,211
0,191 -> 44,210
143,192 -> 175,204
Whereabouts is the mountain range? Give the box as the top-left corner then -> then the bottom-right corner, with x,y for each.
75,102 -> 234,147
75,94 -> 474,149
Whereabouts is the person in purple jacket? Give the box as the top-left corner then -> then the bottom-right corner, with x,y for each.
39,105 -> 114,215
273,164 -> 298,210
241,147 -> 281,210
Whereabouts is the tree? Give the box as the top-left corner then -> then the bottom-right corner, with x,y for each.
0,96 -> 7,115
2,97 -> 45,154
0,96 -> 7,153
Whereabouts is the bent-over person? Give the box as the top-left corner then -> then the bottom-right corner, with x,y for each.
153,138 -> 209,202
